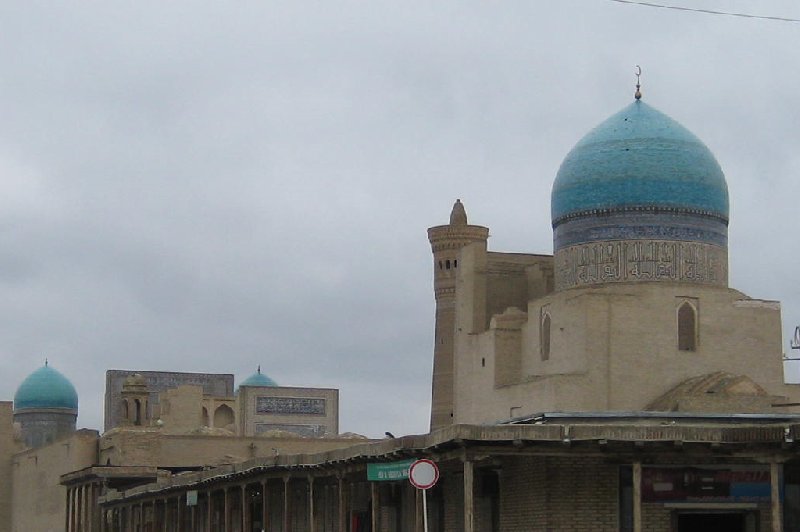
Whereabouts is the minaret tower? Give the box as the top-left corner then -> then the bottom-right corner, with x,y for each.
427,200 -> 488,430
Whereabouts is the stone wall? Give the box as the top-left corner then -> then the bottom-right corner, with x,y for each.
498,456 -> 618,531
452,263 -> 799,424
237,385 -> 338,437
104,370 -> 233,431
99,428 -> 358,468
0,402 -> 22,532
10,429 -> 98,532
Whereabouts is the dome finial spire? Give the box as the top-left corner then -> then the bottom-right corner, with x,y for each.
634,65 -> 642,100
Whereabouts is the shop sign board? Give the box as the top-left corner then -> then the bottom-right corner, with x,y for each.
642,466 -> 771,503
367,459 -> 414,481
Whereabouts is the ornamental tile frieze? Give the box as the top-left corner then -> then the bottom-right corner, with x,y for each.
554,240 -> 727,290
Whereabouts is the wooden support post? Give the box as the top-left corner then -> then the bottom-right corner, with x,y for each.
262,480 -> 269,532
370,482 -> 379,532
242,484 -> 248,532
99,497 -> 106,532
283,476 -> 292,532
77,485 -> 83,532
338,476 -> 348,532
633,461 -> 642,532
464,459 -> 474,532
176,496 -> 182,532
224,487 -> 231,532
207,490 -> 214,532
308,476 -> 316,532
772,461 -> 783,532
65,487 -> 72,532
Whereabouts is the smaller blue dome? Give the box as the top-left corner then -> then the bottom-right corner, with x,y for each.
14,364 -> 79,411
239,366 -> 277,388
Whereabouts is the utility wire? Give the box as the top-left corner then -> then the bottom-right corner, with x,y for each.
609,0 -> 800,23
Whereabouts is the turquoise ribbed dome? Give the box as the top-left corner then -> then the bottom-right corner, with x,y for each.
551,100 -> 729,225
239,367 -> 277,388
14,364 -> 78,411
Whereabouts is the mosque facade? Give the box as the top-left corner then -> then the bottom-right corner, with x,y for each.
2,89 -> 800,532
427,98 -> 797,431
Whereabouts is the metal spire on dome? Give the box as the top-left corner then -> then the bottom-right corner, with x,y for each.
45,358 -> 48,367
257,365 -> 261,374
635,65 -> 642,100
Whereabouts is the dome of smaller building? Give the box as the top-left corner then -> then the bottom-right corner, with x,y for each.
239,366 -> 277,388
14,363 -> 79,412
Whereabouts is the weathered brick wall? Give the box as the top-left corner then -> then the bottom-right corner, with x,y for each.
642,502 -> 671,531
443,473 -> 464,532
499,455 -> 618,531
0,402 -> 19,532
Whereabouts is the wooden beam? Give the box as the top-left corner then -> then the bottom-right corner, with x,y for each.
308,476 -> 316,532
371,482 -> 379,532
283,476 -> 291,532
632,461 -> 642,532
771,461 -> 783,532
464,459 -> 474,532
338,476 -> 347,532
261,480 -> 269,532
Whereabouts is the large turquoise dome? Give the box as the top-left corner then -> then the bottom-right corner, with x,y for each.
14,364 -> 79,412
551,100 -> 729,226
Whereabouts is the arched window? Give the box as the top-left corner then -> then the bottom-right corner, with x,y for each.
214,404 -> 235,429
134,399 -> 142,425
202,407 -> 210,427
677,302 -> 697,351
541,314 -> 551,361
445,259 -> 451,269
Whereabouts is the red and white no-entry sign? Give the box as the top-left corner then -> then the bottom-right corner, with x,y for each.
409,459 -> 439,490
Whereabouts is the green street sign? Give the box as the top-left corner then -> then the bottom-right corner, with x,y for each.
367,459 -> 414,481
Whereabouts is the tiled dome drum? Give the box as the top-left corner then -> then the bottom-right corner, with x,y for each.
551,100 -> 729,290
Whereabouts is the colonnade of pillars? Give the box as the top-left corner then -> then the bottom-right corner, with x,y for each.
103,476 -> 335,532
100,459 -> 486,532
66,482 -> 103,532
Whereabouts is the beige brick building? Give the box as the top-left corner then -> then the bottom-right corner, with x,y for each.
97,93 -> 800,532
0,366 -> 352,531
5,91 -> 800,532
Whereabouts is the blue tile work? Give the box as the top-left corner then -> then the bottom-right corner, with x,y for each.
553,211 -> 727,251
14,364 -> 78,411
554,240 -> 728,290
551,101 -> 729,227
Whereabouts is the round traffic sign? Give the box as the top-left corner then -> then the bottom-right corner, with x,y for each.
408,459 -> 439,490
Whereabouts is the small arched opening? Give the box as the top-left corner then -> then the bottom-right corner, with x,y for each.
677,302 -> 697,351
541,313 -> 551,361
214,404 -> 235,429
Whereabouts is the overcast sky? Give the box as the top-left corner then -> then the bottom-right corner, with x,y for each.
1,1 -> 799,438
